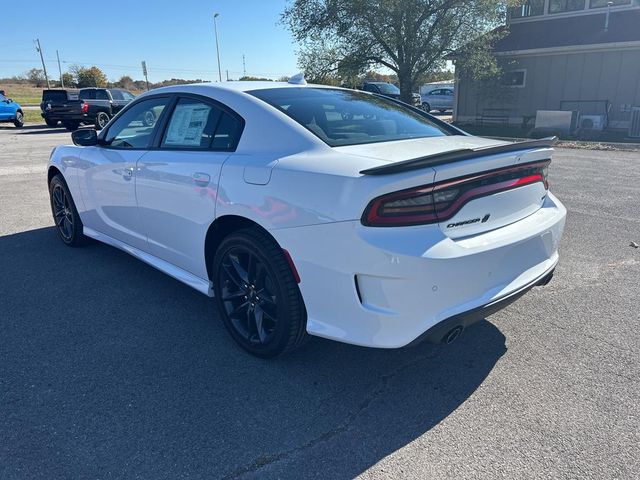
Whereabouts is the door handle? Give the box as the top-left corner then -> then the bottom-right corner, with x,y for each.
122,167 -> 134,180
192,172 -> 210,186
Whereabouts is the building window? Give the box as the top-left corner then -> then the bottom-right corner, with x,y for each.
510,0 -> 545,18
590,0 -> 630,7
501,70 -> 527,88
549,0 -> 586,13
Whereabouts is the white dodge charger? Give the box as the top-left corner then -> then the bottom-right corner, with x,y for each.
47,78 -> 566,357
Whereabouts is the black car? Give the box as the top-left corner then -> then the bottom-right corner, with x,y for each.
361,82 -> 422,108
41,87 -> 136,130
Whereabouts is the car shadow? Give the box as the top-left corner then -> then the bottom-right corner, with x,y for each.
0,227 -> 506,479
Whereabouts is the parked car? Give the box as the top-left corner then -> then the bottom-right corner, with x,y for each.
40,89 -> 79,127
422,87 -> 454,113
42,87 -> 136,131
0,92 -> 24,128
47,81 -> 566,358
361,82 -> 422,107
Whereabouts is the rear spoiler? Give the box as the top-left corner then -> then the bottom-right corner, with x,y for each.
359,137 -> 558,176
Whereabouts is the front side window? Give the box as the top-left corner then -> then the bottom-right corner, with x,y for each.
103,96 -> 170,149
250,88 -> 450,147
110,90 -> 124,101
376,83 -> 400,95
0,94 -> 7,102
122,91 -> 135,101
510,0 -> 545,18
549,0 -> 585,13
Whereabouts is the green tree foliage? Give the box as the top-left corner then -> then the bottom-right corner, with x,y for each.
283,0 -> 508,102
61,72 -> 76,88
74,66 -> 108,88
26,68 -> 46,87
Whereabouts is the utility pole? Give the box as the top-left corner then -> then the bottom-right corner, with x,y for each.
242,54 -> 246,77
141,61 -> 149,91
226,70 -> 229,81
35,39 -> 51,89
56,50 -> 64,88
213,13 -> 222,82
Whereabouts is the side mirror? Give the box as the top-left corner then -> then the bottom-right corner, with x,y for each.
72,128 -> 99,146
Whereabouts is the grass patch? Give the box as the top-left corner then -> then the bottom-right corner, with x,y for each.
22,109 -> 43,124
1,83 -> 43,105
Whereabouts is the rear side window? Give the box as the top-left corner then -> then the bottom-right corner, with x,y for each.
250,88 -> 450,147
95,90 -> 110,100
161,98 -> 221,149
104,97 -> 170,149
79,89 -> 95,100
160,97 -> 242,150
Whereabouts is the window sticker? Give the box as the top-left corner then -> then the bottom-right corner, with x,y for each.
165,104 -> 211,146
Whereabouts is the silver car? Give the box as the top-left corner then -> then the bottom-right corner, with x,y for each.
422,88 -> 454,113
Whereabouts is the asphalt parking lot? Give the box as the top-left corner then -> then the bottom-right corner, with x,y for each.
1,124 -> 639,480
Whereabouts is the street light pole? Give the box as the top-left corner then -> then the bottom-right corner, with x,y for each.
213,13 -> 222,82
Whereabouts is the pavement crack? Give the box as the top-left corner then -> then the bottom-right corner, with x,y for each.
222,352 -> 436,479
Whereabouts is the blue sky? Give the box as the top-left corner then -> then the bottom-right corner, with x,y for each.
0,0 -> 299,82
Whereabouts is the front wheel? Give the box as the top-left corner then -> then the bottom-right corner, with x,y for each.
13,111 -> 24,128
94,112 -> 110,130
212,227 -> 307,358
63,121 -> 80,131
422,103 -> 431,113
49,174 -> 87,246
45,118 -> 59,127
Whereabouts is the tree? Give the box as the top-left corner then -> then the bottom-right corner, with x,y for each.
283,0 -> 508,102
26,68 -> 46,87
114,75 -> 135,90
74,66 -> 108,88
61,72 -> 76,88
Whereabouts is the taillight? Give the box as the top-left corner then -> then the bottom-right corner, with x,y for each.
362,160 -> 550,227
81,102 -> 89,114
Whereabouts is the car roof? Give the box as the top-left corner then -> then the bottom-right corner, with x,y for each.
149,81 -> 339,95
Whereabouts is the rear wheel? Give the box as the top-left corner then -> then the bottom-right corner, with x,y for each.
94,112 -> 110,130
45,118 -> 59,127
49,174 -> 87,246
213,227 -> 307,358
13,111 -> 24,128
63,121 -> 80,131
142,110 -> 156,127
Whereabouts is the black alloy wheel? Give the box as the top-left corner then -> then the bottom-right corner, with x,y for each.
219,246 -> 278,345
213,227 -> 307,358
95,112 -> 110,130
49,174 -> 86,246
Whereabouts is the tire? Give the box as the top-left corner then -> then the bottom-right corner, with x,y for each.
13,111 -> 24,128
422,103 -> 431,113
45,118 -> 59,127
94,112 -> 110,130
439,109 -> 447,114
48,174 -> 87,247
142,110 -> 156,127
212,227 -> 307,358
63,121 -> 80,131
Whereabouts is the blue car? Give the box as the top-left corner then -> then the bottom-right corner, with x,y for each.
0,92 -> 24,128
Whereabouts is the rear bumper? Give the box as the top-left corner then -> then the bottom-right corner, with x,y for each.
272,192 -> 566,349
408,267 -> 555,346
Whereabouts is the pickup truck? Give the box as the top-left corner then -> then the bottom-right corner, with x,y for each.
41,87 -> 135,130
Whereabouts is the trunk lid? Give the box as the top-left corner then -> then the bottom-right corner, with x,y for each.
350,136 -> 554,235
431,147 -> 551,239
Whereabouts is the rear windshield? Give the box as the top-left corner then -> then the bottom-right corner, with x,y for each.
42,90 -> 75,102
249,88 -> 450,147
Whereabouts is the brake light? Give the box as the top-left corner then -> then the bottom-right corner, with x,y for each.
81,102 -> 89,114
362,160 -> 550,227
